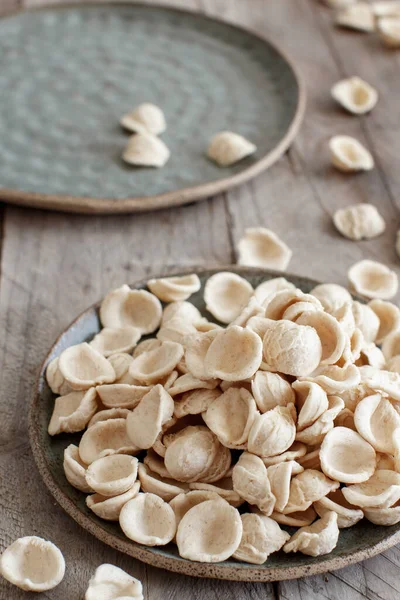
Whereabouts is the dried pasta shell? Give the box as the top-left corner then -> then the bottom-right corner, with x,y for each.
85,454 -> 138,497
329,136 -> 374,172
138,463 -> 188,501
88,408 -> 130,427
205,326 -> 262,381
79,418 -> 139,464
48,388 -> 98,435
147,274 -> 201,302
342,469 -> 400,507
164,426 -> 220,482
334,407 -> 357,430
387,355 -> 400,373
90,327 -> 141,357
230,296 -> 264,328
248,405 -> 296,457
173,388 -> 221,419
320,426 -> 376,483
297,448 -> 321,470
86,481 -> 140,521
331,78 -> 378,115
100,285 -> 162,334
382,330 -> 400,361
189,478 -> 243,507
207,131 -> 256,167
335,3 -> 375,31
157,318 -> 197,344
352,301 -> 380,343
282,301 -> 322,322
123,132 -> 170,167
251,371 -> 295,413
315,489 -> 364,528
169,491 -> 222,527
283,469 -> 340,514
254,277 -> 296,304
184,330 -> 219,380
292,381 -> 329,431
334,204 -> 385,241
297,311 -> 346,365
46,357 -> 72,396
283,511 -> 339,557
264,289 -> 319,319
198,443 -> 232,483
96,383 -> 151,409
63,444 -> 93,493
176,498 -> 242,561
310,283 -> 352,313
373,1 -> 400,17
267,461 -> 304,513
203,387 -> 257,448
204,272 -> 253,324
271,506 -> 317,527
162,301 -> 202,325
120,102 -> 166,135
302,364 -> 360,394
85,563 -> 143,600
378,16 -> 400,46
233,513 -> 290,564
348,259 -> 398,300
364,502 -> 400,525
354,393 -> 400,453
120,493 -> 176,545
107,352 -> 135,382
232,452 -> 276,514
261,442 -> 307,467
369,299 -> 400,344
246,316 -> 275,340
237,227 -> 292,271
295,396 -> 344,445
167,373 -> 219,397
263,320 -> 322,377
58,343 -> 116,390
359,342 -> 386,369
359,364 -> 400,399
126,385 -> 174,449
0,537 -> 65,592
129,341 -> 184,384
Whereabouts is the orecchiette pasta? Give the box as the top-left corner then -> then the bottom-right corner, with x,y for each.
48,271 -> 400,566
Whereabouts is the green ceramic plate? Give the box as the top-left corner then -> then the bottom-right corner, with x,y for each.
0,3 -> 305,214
29,267 -> 400,582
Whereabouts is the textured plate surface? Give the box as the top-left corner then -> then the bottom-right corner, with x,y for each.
0,3 -> 304,214
29,267 -> 400,582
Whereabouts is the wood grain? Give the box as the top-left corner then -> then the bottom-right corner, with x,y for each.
0,0 -> 399,598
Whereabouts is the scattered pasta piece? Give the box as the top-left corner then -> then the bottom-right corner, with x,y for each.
85,564 -> 143,600
237,227 -> 292,271
377,16 -> 400,47
0,537 -> 65,592
331,77 -> 378,114
120,102 -> 166,135
333,204 -> 385,241
207,131 -> 256,167
348,259 -> 398,300
122,132 -> 170,167
329,136 -> 374,172
335,3 -> 375,31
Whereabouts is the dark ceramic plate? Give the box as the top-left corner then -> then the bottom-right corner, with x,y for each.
0,3 -> 305,214
29,267 -> 400,581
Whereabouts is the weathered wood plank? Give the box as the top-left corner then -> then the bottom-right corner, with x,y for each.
1,1 -> 400,599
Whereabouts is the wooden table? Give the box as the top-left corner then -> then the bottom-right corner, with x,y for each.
1,0 -> 400,598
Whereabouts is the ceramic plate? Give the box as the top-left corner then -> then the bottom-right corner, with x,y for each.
29,267 -> 400,581
0,4 -> 305,214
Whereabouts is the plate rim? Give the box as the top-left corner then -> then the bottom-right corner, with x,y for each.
29,265 -> 400,582
0,2 -> 306,215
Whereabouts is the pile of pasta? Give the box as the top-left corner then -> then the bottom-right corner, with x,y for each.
46,271 -> 400,564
